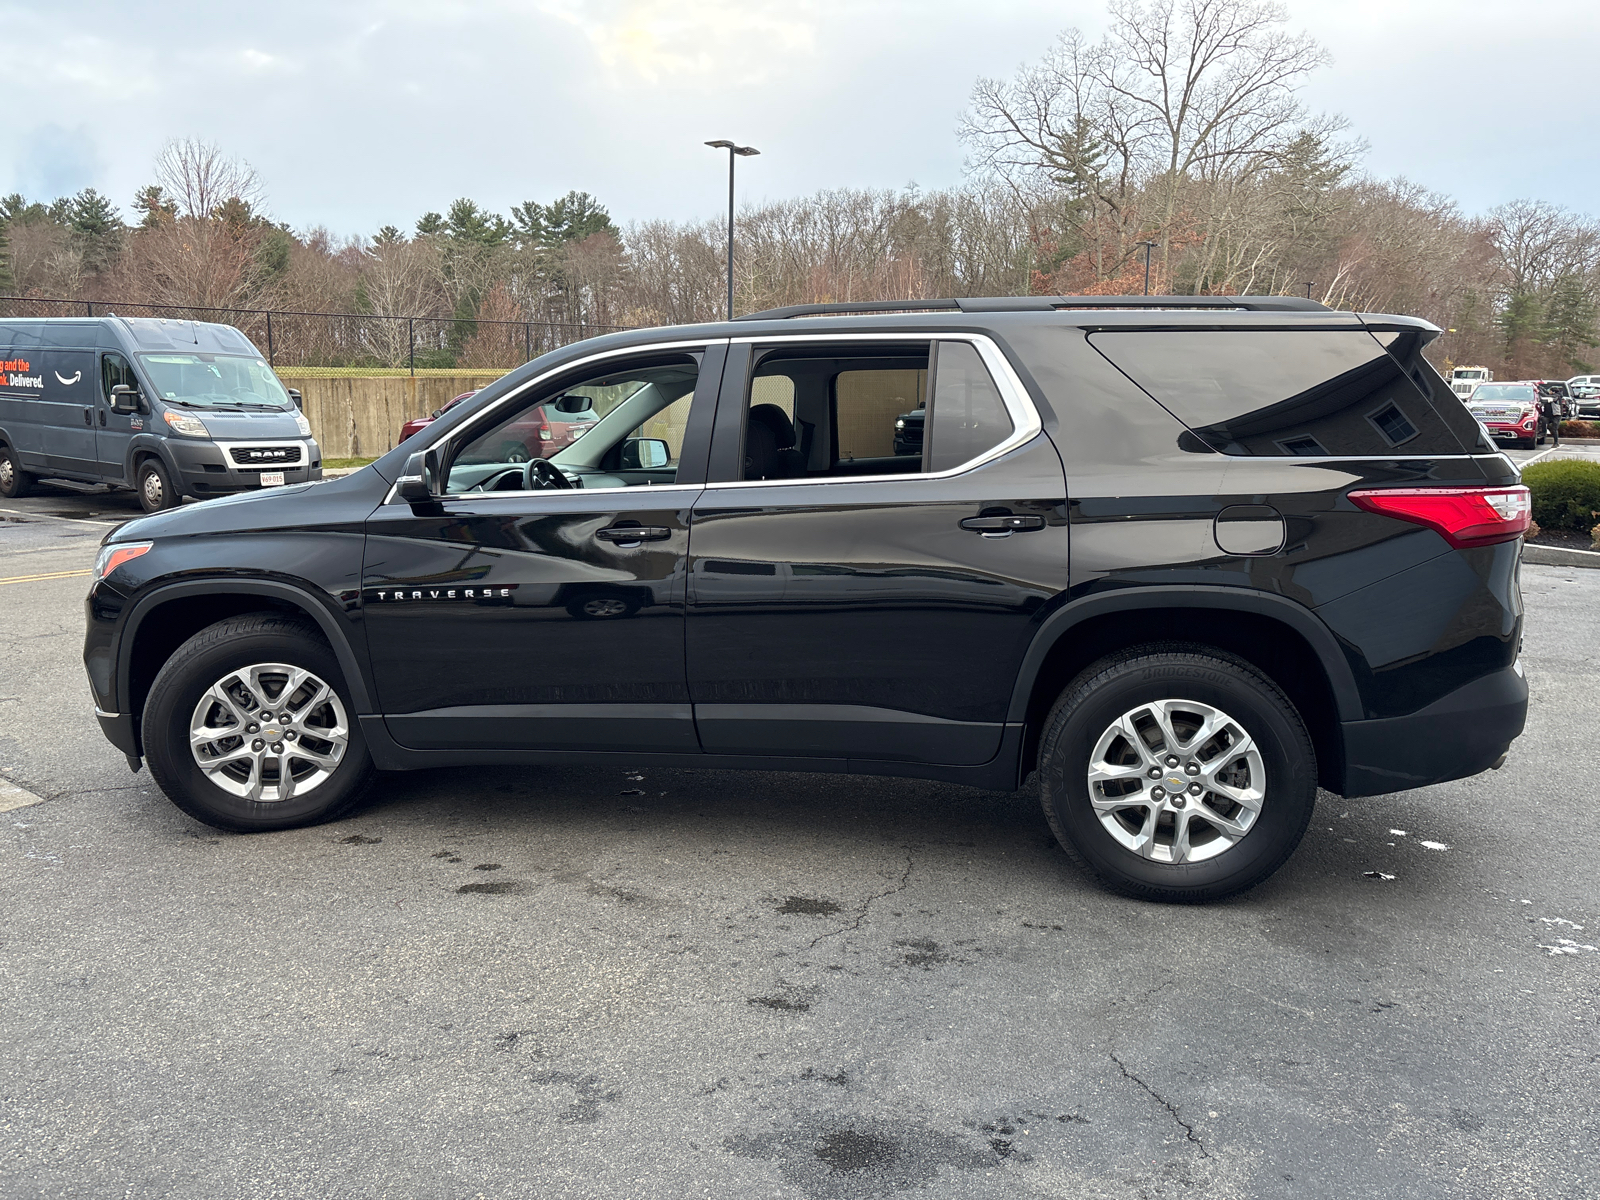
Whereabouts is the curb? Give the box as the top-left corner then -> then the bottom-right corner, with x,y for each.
1523,544 -> 1600,569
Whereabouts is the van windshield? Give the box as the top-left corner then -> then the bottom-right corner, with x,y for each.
137,353 -> 293,410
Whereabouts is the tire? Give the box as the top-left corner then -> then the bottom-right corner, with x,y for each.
142,613 -> 373,832
500,441 -> 531,463
0,443 -> 34,498
1038,644 -> 1316,903
136,457 -> 179,513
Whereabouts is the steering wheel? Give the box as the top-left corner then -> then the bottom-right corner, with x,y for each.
526,458 -> 572,490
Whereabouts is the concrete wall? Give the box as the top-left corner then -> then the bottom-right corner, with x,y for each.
289,373 -> 509,459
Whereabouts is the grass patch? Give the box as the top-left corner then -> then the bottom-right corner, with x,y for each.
322,456 -> 379,469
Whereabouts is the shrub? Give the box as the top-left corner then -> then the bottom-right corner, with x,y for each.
1559,420 -> 1600,438
1522,459 -> 1600,532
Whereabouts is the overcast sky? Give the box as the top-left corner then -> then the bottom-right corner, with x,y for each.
3,0 -> 1595,239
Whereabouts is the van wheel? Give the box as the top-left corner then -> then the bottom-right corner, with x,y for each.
142,613 -> 373,832
1038,644 -> 1316,903
137,458 -> 178,512
0,444 -> 33,498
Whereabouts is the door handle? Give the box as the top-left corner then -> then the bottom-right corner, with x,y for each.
83,407 -> 94,426
98,408 -> 107,426
596,525 -> 671,544
959,514 -> 1045,534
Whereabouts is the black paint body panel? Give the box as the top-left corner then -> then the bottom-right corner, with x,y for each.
84,306 -> 1528,799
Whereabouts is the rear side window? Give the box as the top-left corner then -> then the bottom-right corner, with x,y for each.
1089,330 -> 1469,457
926,341 -> 1014,472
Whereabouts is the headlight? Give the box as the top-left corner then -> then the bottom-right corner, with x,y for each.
293,410 -> 312,437
162,410 -> 210,437
94,541 -> 152,580
895,419 -> 906,429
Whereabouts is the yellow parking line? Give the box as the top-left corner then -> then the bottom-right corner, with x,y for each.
0,568 -> 94,586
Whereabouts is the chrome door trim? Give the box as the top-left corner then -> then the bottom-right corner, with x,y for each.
381,337 -> 725,505
703,331 -> 1044,489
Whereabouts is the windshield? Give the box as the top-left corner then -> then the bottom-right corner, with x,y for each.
1470,385 -> 1535,402
1454,370 -> 1484,379
138,352 -> 293,411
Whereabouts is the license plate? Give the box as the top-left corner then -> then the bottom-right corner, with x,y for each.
260,471 -> 286,487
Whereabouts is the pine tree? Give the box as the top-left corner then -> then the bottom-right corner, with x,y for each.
0,219 -> 13,293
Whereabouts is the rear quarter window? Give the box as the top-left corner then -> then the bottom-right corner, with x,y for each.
1089,329 -> 1471,457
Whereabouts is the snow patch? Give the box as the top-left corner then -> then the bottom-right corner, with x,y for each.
1538,939 -> 1599,956
1389,829 -> 1408,836
1363,871 -> 1396,881
1539,917 -> 1585,932
1419,840 -> 1450,851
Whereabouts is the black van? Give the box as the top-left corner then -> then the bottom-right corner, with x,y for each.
0,317 -> 321,511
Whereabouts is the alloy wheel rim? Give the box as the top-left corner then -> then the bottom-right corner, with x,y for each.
1085,699 -> 1265,864
583,598 -> 629,617
189,662 -> 349,802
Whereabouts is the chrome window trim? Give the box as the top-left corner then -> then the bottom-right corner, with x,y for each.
382,337 -> 723,505
702,331 -> 1045,491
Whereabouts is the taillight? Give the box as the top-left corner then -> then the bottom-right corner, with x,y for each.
538,411 -> 552,441
1347,486 -> 1531,548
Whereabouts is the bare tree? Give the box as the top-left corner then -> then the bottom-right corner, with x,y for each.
153,139 -> 265,221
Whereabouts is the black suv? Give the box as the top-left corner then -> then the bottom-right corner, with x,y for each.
83,296 -> 1530,902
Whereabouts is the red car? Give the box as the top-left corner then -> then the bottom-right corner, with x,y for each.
397,391 -> 598,458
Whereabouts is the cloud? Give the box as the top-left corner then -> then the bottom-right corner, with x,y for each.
12,125 -> 102,199
535,0 -> 817,85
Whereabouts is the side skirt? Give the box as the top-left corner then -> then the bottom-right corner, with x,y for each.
359,716 -> 1027,793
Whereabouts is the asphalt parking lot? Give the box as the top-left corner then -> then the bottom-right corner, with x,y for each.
2,478 -> 1597,1200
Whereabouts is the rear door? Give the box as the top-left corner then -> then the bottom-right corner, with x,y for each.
37,347 -> 99,477
685,334 -> 1068,767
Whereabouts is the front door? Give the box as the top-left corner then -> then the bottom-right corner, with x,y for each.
96,350 -> 139,482
686,336 -> 1069,767
362,346 -> 720,754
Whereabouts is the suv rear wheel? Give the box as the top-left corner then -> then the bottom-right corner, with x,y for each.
1038,645 -> 1315,903
142,613 -> 373,831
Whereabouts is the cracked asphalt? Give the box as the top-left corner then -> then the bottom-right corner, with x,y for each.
2,482 -> 1598,1199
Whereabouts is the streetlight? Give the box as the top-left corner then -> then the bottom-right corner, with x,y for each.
1140,240 -> 1158,296
706,139 -> 760,320
1303,282 -> 1315,300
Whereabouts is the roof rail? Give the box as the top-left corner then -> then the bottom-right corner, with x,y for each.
735,294 -> 1329,320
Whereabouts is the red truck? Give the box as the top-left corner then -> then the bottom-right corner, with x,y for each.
398,391 -> 597,457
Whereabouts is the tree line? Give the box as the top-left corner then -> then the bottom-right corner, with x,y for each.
2,0 -> 1596,379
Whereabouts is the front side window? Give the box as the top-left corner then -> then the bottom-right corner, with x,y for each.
737,340 -> 1013,481
443,355 -> 699,494
101,352 -> 136,399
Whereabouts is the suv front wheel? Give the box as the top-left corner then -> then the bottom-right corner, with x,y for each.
1038,645 -> 1316,903
142,613 -> 374,831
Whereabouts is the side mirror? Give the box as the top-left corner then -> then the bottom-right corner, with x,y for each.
397,449 -> 442,505
619,437 -> 671,470
552,394 -> 594,414
287,388 -> 303,410
109,384 -> 143,415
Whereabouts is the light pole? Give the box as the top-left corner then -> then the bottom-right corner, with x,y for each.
1140,240 -> 1158,296
1303,281 -> 1315,300
705,139 -> 760,320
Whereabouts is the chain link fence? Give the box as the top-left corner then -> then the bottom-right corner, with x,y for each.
0,295 -> 629,376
